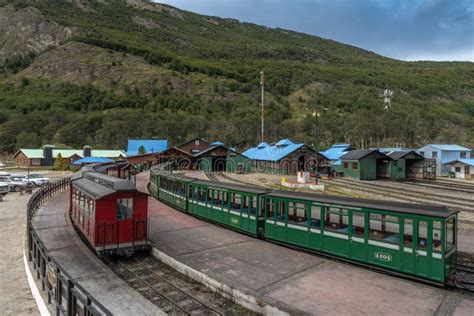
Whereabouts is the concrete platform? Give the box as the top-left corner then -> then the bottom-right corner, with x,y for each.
138,172 -> 474,315
31,191 -> 161,316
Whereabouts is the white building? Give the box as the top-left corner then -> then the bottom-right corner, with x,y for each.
445,159 -> 474,179
416,144 -> 472,177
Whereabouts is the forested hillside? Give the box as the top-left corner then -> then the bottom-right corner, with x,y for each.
0,0 -> 473,154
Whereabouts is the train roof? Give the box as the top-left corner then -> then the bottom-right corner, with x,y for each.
83,172 -> 136,191
191,179 -> 270,194
268,191 -> 458,218
160,173 -> 196,182
73,178 -> 117,199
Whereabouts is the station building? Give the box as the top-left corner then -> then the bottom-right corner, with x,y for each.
242,139 -> 330,175
319,144 -> 355,172
340,149 -> 392,180
445,159 -> 474,179
416,144 -> 472,177
14,145 -> 126,167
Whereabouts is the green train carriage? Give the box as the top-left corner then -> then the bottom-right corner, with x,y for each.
187,180 -> 270,236
150,171 -> 458,284
263,191 -> 457,283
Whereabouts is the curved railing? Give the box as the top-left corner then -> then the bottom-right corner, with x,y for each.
26,178 -> 112,316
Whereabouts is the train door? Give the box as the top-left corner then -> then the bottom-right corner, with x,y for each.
117,198 -> 134,243
349,210 -> 366,261
414,220 -> 430,277
402,219 -> 416,274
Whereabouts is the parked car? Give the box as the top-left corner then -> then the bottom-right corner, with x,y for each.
26,174 -> 51,187
0,161 -> 6,169
0,174 -> 10,196
8,175 -> 33,192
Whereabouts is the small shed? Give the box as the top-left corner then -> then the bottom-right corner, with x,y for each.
386,150 -> 424,180
445,159 -> 474,179
319,144 -> 355,173
340,149 -> 391,180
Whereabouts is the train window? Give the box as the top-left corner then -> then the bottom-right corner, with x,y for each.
446,218 -> 455,249
324,207 -> 349,234
223,192 -> 229,206
418,221 -> 428,249
288,202 -> 307,226
352,212 -> 365,237
230,193 -> 241,210
247,196 -> 257,215
369,213 -> 399,244
276,202 -> 286,222
404,219 -> 413,245
265,199 -> 275,219
117,198 -> 133,220
432,221 -> 442,252
310,205 -> 321,228
212,190 -> 222,206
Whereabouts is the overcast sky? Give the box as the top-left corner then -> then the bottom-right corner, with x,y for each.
156,0 -> 474,62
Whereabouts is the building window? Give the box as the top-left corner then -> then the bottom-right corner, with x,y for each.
460,151 -> 467,158
343,162 -> 348,169
369,213 -> 399,244
194,139 -> 200,145
419,151 -> 424,157
32,158 -> 41,166
352,162 -> 358,170
455,167 -> 461,172
117,198 -> 133,220
432,152 -> 438,159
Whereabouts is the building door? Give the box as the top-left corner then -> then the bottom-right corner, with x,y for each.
465,166 -> 471,179
415,220 -> 430,278
298,156 -> 305,172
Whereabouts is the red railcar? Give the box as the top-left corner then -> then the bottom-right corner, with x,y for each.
70,170 -> 149,256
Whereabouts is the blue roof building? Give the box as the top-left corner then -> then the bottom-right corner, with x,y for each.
127,139 -> 168,156
445,159 -> 474,179
242,139 -> 330,174
72,157 -> 113,166
319,144 -> 355,169
416,144 -> 472,176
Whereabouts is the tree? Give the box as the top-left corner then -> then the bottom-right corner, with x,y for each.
53,153 -> 69,171
138,145 -> 146,155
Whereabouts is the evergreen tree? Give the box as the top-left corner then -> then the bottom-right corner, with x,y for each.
138,145 -> 146,155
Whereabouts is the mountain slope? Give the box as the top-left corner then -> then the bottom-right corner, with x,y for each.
0,0 -> 472,154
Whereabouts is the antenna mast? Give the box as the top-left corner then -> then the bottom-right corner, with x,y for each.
260,71 -> 265,142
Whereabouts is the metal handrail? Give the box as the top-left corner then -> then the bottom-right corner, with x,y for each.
27,177 -> 112,316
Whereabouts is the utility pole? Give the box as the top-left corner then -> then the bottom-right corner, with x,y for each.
260,71 -> 265,142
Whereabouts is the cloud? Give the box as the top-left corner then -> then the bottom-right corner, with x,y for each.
156,0 -> 474,61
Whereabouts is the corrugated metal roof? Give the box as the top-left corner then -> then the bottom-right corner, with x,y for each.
445,159 -> 474,166
375,147 -> 409,153
16,149 -> 126,159
73,178 -> 116,199
72,157 -> 113,165
387,150 -> 423,161
242,140 -> 306,161
422,144 -> 472,152
319,144 -> 353,161
341,149 -> 390,161
127,139 -> 167,156
210,141 -> 224,146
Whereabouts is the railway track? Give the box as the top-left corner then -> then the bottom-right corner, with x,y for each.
405,179 -> 474,194
322,178 -> 473,212
449,262 -> 474,294
106,254 -> 253,315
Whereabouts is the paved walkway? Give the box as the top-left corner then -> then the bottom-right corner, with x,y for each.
0,191 -> 38,315
138,172 -> 474,315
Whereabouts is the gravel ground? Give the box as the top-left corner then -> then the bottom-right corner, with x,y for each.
0,191 -> 39,315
